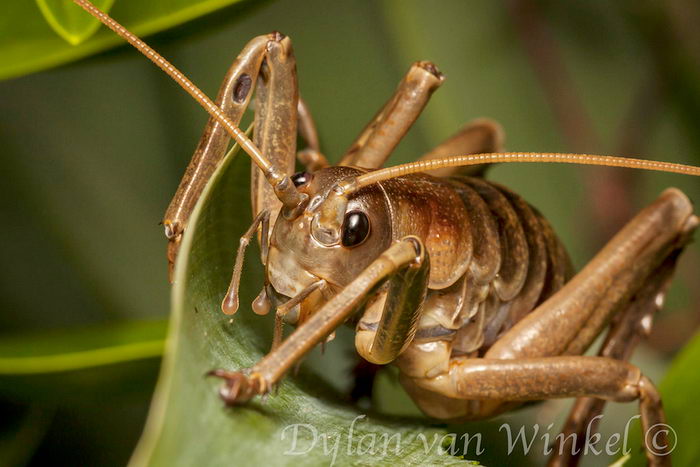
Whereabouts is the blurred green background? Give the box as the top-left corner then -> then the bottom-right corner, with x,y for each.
1,0 -> 699,465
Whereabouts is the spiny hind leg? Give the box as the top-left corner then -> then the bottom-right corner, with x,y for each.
548,250 -> 682,466
486,188 -> 697,361
403,354 -> 670,465
397,190 -> 696,465
396,340 -> 513,421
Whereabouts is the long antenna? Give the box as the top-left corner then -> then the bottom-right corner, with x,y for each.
347,152 -> 700,193
71,0 -> 302,208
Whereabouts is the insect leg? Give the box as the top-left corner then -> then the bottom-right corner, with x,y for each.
354,238 -> 430,364
164,35 -> 270,278
296,97 -> 329,172
411,356 -> 670,465
338,62 -> 444,169
208,237 -> 422,404
297,148 -> 329,172
549,251 -> 680,466
272,279 -> 327,350
485,188 -> 697,360
251,33 -> 298,228
397,188 -> 695,446
417,118 -> 504,178
297,97 -> 321,153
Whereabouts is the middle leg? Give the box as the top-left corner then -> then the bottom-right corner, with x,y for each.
338,62 -> 444,169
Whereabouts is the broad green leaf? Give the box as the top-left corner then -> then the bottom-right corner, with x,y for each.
130,145 -> 475,466
0,0 -> 250,80
35,0 -> 116,46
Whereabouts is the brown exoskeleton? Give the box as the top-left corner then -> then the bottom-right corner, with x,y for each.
73,1 -> 700,465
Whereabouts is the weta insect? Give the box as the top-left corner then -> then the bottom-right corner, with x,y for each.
73,1 -> 700,465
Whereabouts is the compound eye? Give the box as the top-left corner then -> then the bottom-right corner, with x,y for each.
341,211 -> 370,247
291,171 -> 313,187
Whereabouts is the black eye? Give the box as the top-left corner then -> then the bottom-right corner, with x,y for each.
342,211 -> 370,247
291,171 -> 312,187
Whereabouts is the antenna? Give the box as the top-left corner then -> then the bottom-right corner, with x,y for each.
344,152 -> 700,194
71,0 -> 304,210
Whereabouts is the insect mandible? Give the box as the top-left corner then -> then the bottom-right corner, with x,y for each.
73,1 -> 700,465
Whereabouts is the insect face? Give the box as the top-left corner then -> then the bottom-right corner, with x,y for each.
265,166 -> 391,323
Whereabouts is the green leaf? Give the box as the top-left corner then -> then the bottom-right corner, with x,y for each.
130,145 -> 475,466
0,0 -> 250,80
35,0 -> 116,46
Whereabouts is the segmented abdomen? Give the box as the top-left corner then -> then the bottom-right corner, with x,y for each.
414,176 -> 573,356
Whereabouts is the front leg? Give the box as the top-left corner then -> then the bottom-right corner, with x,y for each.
209,237 -> 424,403
354,238 -> 430,364
251,33 -> 298,226
163,35 -> 270,276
